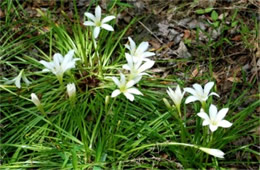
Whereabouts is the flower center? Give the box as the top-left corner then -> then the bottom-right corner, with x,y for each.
120,85 -> 127,93
95,21 -> 102,27
211,120 -> 218,126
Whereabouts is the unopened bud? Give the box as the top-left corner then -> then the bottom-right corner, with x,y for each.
67,83 -> 76,99
163,98 -> 171,109
105,95 -> 110,106
31,93 -> 41,107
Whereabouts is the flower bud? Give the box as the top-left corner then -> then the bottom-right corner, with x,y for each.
199,147 -> 224,158
31,93 -> 41,107
67,83 -> 76,99
105,95 -> 110,106
163,98 -> 171,109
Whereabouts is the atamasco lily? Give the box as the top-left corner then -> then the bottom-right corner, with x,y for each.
166,85 -> 185,116
4,69 -> 31,88
31,93 -> 41,107
125,37 -> 155,62
184,82 -> 219,106
122,53 -> 155,83
67,83 -> 76,99
111,73 -> 143,101
198,147 -> 225,158
197,104 -> 232,132
84,5 -> 115,39
40,50 -> 80,84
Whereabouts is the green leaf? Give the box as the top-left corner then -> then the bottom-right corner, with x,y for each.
213,21 -> 220,28
196,9 -> 205,14
211,10 -> 218,21
231,21 -> 238,27
205,7 -> 213,13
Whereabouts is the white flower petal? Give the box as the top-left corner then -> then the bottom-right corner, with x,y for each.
185,96 -> 198,104
126,80 -> 135,88
125,44 -> 131,51
133,76 -> 142,84
101,24 -> 114,31
102,16 -> 115,23
184,87 -> 197,96
42,68 -> 50,72
209,124 -> 218,132
122,64 -> 130,70
204,82 -> 214,96
53,53 -> 63,66
40,60 -> 53,70
142,51 -> 155,58
93,27 -> 100,38
209,92 -> 220,97
197,110 -> 210,121
120,72 -> 126,85
125,53 -> 134,68
128,37 -> 136,51
138,60 -> 155,73
83,21 -> 95,26
22,74 -> 31,86
111,77 -> 120,87
124,92 -> 134,101
84,12 -> 96,21
63,50 -> 74,65
216,108 -> 229,121
15,76 -> 22,88
111,89 -> 121,98
202,120 -> 210,126
136,42 -> 149,53
209,104 -> 218,120
218,120 -> 232,128
127,88 -> 143,95
193,83 -> 203,94
95,5 -> 102,21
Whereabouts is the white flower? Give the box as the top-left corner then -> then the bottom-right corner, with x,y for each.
198,104 -> 232,132
31,93 -> 41,107
40,50 -> 79,82
67,83 -> 76,99
166,85 -> 185,107
84,5 -> 115,38
111,73 -> 143,101
199,147 -> 225,158
5,69 -> 31,88
184,82 -> 219,104
125,37 -> 155,62
123,53 -> 155,83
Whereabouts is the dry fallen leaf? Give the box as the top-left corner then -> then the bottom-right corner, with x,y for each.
175,41 -> 191,58
183,30 -> 191,39
227,77 -> 241,83
149,39 -> 161,50
191,68 -> 199,77
231,35 -> 241,41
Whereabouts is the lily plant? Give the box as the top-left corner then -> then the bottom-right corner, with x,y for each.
123,53 -> 155,83
166,85 -> 185,117
125,37 -> 155,62
198,104 -> 232,132
84,5 -> 115,39
111,73 -> 143,102
5,69 -> 31,88
40,50 -> 80,85
184,82 -> 219,109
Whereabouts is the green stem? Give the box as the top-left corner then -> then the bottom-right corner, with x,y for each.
92,34 -> 103,78
201,101 -> 206,111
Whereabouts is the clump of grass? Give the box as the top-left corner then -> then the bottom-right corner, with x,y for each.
1,1 -> 259,169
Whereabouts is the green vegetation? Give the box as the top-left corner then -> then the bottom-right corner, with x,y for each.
1,0 -> 259,169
